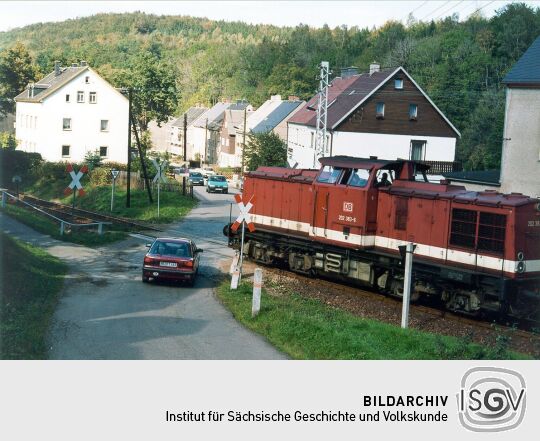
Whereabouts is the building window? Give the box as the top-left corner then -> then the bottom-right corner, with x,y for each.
99,146 -> 108,157
85,76 -> 90,84
63,118 -> 72,130
394,78 -> 404,89
410,140 -> 425,161
62,145 -> 70,157
100,120 -> 109,132
66,94 -> 70,102
376,102 -> 385,119
409,104 -> 418,120
89,92 -> 97,104
77,91 -> 84,103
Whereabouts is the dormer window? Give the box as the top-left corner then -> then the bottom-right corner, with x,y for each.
394,78 -> 404,89
376,102 -> 385,119
409,104 -> 418,120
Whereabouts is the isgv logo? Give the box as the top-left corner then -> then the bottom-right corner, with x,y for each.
457,367 -> 526,432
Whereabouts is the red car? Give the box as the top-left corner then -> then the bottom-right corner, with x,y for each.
142,238 -> 203,286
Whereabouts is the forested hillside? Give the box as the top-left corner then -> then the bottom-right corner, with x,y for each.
1,4 -> 539,169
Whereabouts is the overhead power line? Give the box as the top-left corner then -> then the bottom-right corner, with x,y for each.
433,0 -> 466,20
466,0 -> 497,19
420,1 -> 453,21
403,1 -> 429,20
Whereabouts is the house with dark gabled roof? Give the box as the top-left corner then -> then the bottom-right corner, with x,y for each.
15,61 -> 128,163
287,64 -> 460,170
500,35 -> 540,198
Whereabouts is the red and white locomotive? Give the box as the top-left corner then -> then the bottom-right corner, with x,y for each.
226,156 -> 540,319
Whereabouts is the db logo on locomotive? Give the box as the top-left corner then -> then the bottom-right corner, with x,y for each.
457,367 -> 526,432
343,202 -> 353,212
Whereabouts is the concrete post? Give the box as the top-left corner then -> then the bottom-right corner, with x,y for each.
60,221 -> 65,235
401,242 -> 414,329
252,268 -> 262,317
1,191 -> 6,208
98,223 -> 103,235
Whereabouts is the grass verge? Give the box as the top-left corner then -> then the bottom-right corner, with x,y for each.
2,204 -> 127,246
216,281 -> 527,360
60,186 -> 197,224
0,233 -> 67,359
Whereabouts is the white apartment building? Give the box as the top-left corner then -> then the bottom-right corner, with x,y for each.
15,61 -> 128,163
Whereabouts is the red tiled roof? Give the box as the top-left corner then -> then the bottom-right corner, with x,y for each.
288,69 -> 394,129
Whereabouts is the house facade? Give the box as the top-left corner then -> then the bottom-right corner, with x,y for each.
148,117 -> 176,154
229,95 -> 303,169
287,65 -> 460,169
15,61 -> 128,163
500,36 -> 540,198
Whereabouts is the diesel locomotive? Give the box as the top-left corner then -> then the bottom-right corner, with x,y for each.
225,156 -> 540,320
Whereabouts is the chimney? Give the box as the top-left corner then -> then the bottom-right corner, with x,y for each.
71,63 -> 78,67
80,60 -> 87,67
29,82 -> 35,98
270,95 -> 282,101
54,60 -> 61,76
340,67 -> 359,78
369,62 -> 380,75
288,95 -> 300,101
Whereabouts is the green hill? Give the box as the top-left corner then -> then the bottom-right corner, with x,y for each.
1,4 -> 539,169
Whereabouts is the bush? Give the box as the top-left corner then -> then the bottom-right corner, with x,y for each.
0,149 -> 42,187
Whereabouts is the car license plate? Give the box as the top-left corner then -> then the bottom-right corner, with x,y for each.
160,262 -> 177,267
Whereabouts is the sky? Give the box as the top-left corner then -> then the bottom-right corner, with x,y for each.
1,0 -> 539,32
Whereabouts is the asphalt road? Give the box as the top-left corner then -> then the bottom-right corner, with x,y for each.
1,185 -> 286,360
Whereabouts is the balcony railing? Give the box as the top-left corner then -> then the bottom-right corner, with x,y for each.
419,160 -> 462,175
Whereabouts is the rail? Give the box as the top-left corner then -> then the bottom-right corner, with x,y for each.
1,190 -> 111,235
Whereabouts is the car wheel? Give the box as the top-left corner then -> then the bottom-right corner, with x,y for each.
206,188 -> 209,192
186,276 -> 195,287
142,274 -> 149,283
224,190 -> 228,194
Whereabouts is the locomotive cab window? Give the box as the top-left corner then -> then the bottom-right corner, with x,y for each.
347,168 -> 370,187
317,165 -> 342,184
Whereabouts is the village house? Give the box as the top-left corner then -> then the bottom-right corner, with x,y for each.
218,106 -> 253,168
287,65 -> 460,171
148,117 -> 176,154
229,95 -> 304,169
15,61 -> 128,163
499,35 -> 540,198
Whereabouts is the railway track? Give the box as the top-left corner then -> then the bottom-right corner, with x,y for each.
256,264 -> 540,342
19,194 -> 163,232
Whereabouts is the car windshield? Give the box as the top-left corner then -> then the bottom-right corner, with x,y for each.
150,241 -> 192,258
190,172 -> 202,177
210,176 -> 226,182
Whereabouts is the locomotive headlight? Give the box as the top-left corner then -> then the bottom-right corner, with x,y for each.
517,251 -> 525,261
516,261 -> 526,273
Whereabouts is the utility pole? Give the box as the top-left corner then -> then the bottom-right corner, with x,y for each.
204,118 -> 208,167
126,88 -> 132,207
183,112 -> 187,195
314,61 -> 330,168
131,117 -> 153,203
241,107 -> 247,177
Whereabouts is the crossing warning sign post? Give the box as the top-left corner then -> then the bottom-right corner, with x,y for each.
151,158 -> 168,217
230,194 -> 255,285
110,169 -> 120,211
64,164 -> 88,209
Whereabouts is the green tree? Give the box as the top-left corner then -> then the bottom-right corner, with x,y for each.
84,149 -> 103,170
117,50 -> 179,132
0,42 -> 40,116
244,131 -> 287,171
0,132 -> 17,150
